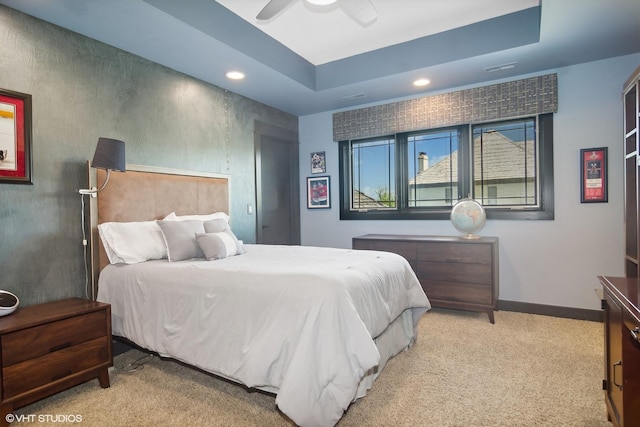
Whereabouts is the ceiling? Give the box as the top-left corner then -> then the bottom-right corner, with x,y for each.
0,0 -> 639,116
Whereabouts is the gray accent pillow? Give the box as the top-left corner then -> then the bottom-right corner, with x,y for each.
158,219 -> 205,262
203,219 -> 244,254
196,232 -> 238,260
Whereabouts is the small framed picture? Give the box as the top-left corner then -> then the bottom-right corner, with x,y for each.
307,176 -> 330,209
0,88 -> 33,184
311,151 -> 326,174
580,147 -> 607,203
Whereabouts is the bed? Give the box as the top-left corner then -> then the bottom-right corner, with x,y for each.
89,165 -> 430,427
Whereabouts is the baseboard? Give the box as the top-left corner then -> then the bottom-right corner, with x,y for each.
497,300 -> 603,322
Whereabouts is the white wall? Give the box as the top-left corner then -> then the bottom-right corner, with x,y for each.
298,54 -> 640,312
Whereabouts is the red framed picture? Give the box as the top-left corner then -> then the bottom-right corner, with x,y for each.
0,89 -> 32,184
307,176 -> 330,209
580,147 -> 607,203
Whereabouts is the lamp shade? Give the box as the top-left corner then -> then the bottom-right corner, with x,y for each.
91,137 -> 125,171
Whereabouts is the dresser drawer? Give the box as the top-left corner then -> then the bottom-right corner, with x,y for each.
421,280 -> 492,305
2,337 -> 110,399
2,310 -> 107,367
416,242 -> 492,264
353,239 -> 417,261
415,261 -> 493,285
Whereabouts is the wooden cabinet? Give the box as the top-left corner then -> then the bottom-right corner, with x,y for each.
598,276 -> 640,427
353,234 -> 499,323
624,65 -> 640,277
0,298 -> 112,424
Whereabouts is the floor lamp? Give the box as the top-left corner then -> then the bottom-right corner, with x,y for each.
78,138 -> 126,300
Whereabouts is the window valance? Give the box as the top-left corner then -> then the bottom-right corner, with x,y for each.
332,74 -> 558,142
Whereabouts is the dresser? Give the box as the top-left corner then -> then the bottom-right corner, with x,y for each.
0,298 -> 112,424
352,234 -> 499,323
598,276 -> 640,427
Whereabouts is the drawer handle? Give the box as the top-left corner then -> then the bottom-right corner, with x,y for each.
631,327 -> 640,343
613,360 -> 623,390
49,342 -> 71,352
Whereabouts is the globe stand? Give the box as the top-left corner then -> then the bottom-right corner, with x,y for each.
460,233 -> 481,240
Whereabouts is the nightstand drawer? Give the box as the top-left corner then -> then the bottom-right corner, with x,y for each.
421,280 -> 492,305
415,261 -> 492,285
2,336 -> 110,398
416,242 -> 492,264
2,310 -> 107,366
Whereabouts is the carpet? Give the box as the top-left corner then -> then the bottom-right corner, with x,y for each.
12,308 -> 611,426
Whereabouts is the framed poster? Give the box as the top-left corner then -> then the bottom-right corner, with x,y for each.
311,151 -> 326,174
307,176 -> 330,209
0,89 -> 32,184
580,147 -> 607,203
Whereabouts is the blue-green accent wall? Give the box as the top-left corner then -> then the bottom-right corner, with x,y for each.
0,6 -> 298,306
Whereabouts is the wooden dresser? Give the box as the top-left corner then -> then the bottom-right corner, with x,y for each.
598,276 -> 640,427
353,234 -> 499,323
0,298 -> 112,424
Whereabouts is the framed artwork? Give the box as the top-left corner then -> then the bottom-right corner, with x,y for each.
0,89 -> 32,184
307,176 -> 330,209
311,151 -> 326,174
580,147 -> 607,203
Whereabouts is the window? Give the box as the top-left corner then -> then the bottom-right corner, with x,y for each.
472,119 -> 537,207
339,114 -> 554,220
350,137 -> 396,210
407,130 -> 459,207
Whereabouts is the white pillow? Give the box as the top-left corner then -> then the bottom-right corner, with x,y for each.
196,232 -> 238,260
163,211 -> 230,223
158,219 -> 206,262
98,221 -> 167,264
203,219 -> 244,255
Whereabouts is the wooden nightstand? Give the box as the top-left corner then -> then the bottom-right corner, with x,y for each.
0,298 -> 112,425
353,234 -> 499,323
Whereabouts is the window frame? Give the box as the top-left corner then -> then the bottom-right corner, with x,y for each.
338,113 -> 554,220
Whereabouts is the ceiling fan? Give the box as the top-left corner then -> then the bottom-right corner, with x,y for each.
257,0 -> 377,26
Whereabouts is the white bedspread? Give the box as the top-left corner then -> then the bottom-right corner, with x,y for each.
97,244 -> 430,426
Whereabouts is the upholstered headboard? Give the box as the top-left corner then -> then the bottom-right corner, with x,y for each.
88,164 -> 230,299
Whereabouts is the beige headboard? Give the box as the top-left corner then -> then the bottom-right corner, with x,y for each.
88,164 -> 230,299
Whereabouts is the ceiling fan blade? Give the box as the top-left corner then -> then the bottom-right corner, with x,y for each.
257,0 -> 297,21
339,0 -> 377,26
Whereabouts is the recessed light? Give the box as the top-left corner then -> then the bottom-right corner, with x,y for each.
413,78 -> 430,87
226,71 -> 245,80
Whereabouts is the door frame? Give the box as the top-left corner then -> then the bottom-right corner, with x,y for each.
254,120 -> 300,244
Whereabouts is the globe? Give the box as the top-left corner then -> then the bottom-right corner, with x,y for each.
450,198 -> 486,239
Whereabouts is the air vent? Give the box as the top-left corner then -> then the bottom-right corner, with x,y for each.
341,93 -> 367,100
483,62 -> 518,73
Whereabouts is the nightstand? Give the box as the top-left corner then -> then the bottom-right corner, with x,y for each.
0,298 -> 112,425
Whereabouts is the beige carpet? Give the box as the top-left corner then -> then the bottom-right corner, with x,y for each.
13,309 -> 611,426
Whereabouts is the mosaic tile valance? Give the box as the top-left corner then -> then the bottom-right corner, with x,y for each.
332,74 -> 558,141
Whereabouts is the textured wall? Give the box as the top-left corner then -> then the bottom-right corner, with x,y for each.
0,6 -> 298,306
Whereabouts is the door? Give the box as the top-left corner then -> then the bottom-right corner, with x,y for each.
255,122 -> 300,245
